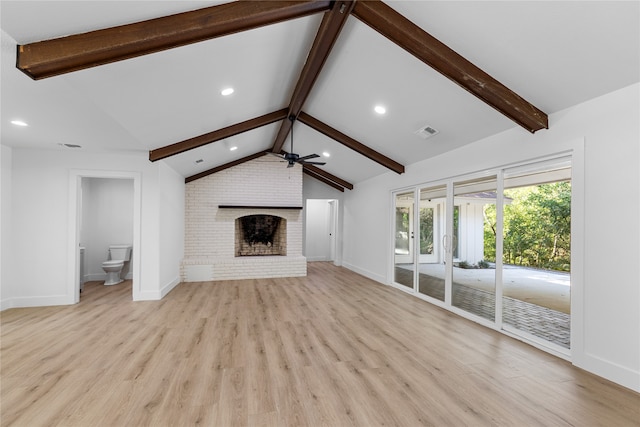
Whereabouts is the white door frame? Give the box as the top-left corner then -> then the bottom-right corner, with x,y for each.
67,170 -> 142,303
328,200 -> 338,264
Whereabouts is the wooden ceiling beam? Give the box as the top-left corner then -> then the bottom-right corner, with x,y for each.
303,168 -> 345,192
352,0 -> 548,133
149,109 -> 287,162
271,0 -> 356,153
303,164 -> 354,190
185,151 -> 269,184
298,111 -> 405,174
17,1 -> 332,80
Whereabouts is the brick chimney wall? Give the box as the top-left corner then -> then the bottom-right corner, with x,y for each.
181,156 -> 306,281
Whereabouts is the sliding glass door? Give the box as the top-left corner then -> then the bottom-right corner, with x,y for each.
451,176 -> 498,321
391,157 -> 572,352
501,160 -> 572,349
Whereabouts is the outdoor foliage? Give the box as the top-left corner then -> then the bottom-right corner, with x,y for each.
483,182 -> 571,271
419,207 -> 434,254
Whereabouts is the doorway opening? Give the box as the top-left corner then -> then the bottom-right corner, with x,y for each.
305,199 -> 338,263
68,170 -> 141,303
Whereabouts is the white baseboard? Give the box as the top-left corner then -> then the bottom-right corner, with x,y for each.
135,276 -> 180,301
1,298 -> 15,311
85,272 -> 132,282
1,294 -> 72,310
341,262 -> 386,285
577,353 -> 640,393
160,276 -> 180,299
135,290 -> 161,301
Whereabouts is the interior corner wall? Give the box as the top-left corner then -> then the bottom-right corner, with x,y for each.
5,148 -> 182,307
341,83 -> 640,392
158,162 -> 185,298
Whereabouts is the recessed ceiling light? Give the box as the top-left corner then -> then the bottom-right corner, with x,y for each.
322,152 -> 330,157
11,120 -> 28,126
221,87 -> 234,96
374,105 -> 386,115
229,146 -> 238,151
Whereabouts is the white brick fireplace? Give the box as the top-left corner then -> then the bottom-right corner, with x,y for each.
181,156 -> 306,281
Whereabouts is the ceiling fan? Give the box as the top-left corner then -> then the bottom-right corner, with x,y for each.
270,115 -> 326,168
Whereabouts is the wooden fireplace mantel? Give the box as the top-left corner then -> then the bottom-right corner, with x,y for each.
218,205 -> 303,210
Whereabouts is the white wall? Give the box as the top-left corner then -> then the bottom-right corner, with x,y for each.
2,148 -> 184,307
456,203 -> 485,265
81,177 -> 134,280
158,162 -> 184,297
342,83 -> 640,392
0,145 -> 13,309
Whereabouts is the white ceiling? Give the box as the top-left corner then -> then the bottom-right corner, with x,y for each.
2,1 -> 639,186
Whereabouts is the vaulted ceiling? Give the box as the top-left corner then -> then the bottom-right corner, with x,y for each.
2,1 -> 639,190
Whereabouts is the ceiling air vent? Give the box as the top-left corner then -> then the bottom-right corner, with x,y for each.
414,125 -> 439,139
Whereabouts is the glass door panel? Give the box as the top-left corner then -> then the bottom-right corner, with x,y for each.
502,162 -> 572,349
452,176 -> 497,321
417,185 -> 447,301
394,191 -> 415,289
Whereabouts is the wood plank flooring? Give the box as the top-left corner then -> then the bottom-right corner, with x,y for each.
1,263 -> 639,426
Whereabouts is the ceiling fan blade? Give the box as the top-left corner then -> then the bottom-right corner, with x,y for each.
299,160 -> 326,166
298,153 -> 320,161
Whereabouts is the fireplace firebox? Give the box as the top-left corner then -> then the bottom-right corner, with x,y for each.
235,215 -> 287,256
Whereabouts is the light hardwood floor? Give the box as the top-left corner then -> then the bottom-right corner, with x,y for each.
1,262 -> 638,426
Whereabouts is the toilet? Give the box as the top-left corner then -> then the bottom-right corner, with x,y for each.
102,245 -> 132,286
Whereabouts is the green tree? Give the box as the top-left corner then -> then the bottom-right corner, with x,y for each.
419,207 -> 434,254
483,203 -> 497,262
484,182 -> 571,271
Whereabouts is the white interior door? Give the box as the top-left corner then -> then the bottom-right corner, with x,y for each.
305,199 -> 335,262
